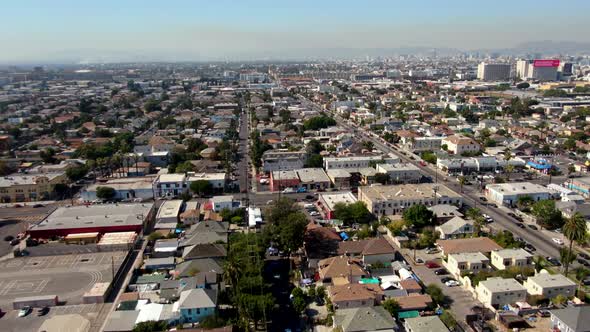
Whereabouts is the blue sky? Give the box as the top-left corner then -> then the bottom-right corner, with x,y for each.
1,0 -> 589,62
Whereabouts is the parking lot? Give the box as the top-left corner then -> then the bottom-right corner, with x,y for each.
0,302 -> 107,332
0,251 -> 127,309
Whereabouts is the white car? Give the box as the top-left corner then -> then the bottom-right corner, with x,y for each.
552,238 -> 564,245
309,211 -> 319,216
18,306 -> 31,317
445,280 -> 460,287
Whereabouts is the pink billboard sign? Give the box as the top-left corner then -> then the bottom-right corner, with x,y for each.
533,59 -> 560,67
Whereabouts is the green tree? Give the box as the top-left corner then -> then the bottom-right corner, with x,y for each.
426,284 -> 445,305
190,180 -> 213,197
516,195 -> 534,210
332,201 -> 373,225
563,213 -> 588,276
531,200 -> 564,230
303,115 -> 336,130
132,321 -> 167,332
40,148 -> 57,164
382,298 -> 401,316
552,294 -> 568,306
402,204 -> 435,228
491,230 -> 524,249
305,154 -> 323,168
96,186 -> 116,200
65,164 -> 88,182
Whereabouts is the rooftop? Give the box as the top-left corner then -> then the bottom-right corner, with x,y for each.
478,277 -> 526,292
30,203 -> 153,232
492,248 -> 533,260
360,183 -> 461,201
319,191 -> 358,211
436,237 -> 502,254
527,273 -> 576,288
405,316 -> 449,332
487,182 -> 552,195
296,168 -> 331,183
449,252 -> 490,263
156,200 -> 184,219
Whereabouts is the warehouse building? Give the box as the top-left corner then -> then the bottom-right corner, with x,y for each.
28,203 -> 155,239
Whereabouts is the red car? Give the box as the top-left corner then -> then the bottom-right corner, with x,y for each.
425,261 -> 440,269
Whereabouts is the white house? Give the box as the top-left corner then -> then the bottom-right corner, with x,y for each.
210,195 -> 240,213
435,216 -> 474,239
446,252 -> 490,277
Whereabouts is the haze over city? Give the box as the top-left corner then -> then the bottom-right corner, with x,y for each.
2,0 -> 590,63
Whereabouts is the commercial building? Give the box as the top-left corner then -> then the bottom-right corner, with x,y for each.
155,200 -> 183,229
186,172 -> 227,190
81,177 -> 155,202
516,59 -> 559,81
327,169 -> 352,189
296,168 -> 331,191
153,173 -> 187,198
323,155 -> 399,172
358,184 -> 462,216
524,273 -> 576,299
261,149 -> 307,172
28,203 -> 155,238
318,192 -> 358,219
566,177 -> 590,198
269,170 -> 300,192
445,252 -> 490,277
490,248 -> 533,271
477,62 -> 511,81
475,277 -> 527,310
0,172 -> 68,202
485,182 -> 553,206
376,163 -> 421,183
402,136 -> 443,152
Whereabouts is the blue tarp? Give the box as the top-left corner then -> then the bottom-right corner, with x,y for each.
526,159 -> 553,170
340,232 -> 349,241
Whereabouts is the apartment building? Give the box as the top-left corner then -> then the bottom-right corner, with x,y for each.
490,249 -> 533,271
446,252 -> 490,277
358,184 -> 462,215
524,273 -> 576,299
402,136 -> 443,152
376,163 -> 421,183
442,135 -> 481,155
475,277 -> 527,309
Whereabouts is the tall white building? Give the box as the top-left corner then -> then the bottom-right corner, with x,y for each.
477,62 -> 511,81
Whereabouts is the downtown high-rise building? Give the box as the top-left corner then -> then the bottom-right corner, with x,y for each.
477,62 -> 511,81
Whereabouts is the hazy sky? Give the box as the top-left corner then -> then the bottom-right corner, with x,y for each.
1,0 -> 590,63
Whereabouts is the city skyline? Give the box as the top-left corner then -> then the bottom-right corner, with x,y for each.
2,0 -> 590,63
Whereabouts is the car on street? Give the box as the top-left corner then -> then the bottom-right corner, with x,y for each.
309,211 -> 319,216
425,248 -> 439,254
4,235 -> 14,242
479,196 -> 487,201
9,239 -> 20,246
415,258 -> 424,264
425,261 -> 440,269
37,307 -> 49,316
546,257 -> 561,266
517,223 -> 526,229
18,306 -> 31,317
552,238 -> 564,245
528,224 -> 539,230
524,243 -> 537,251
434,268 -> 448,275
441,277 -> 454,283
580,253 -> 590,260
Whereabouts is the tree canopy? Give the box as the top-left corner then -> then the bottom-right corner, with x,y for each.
531,200 -> 563,230
96,186 -> 116,200
402,204 -> 435,228
303,115 -> 336,130
332,201 -> 374,225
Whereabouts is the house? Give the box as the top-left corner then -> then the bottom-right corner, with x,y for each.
442,135 -> 481,155
429,204 -> 464,222
394,294 -> 433,311
328,283 -> 383,308
153,174 -> 187,198
524,273 -> 576,299
175,289 -> 217,323
490,249 -> 533,271
182,244 -> 227,261
399,279 -> 422,294
405,316 -> 450,332
333,306 -> 396,332
436,237 -> 502,256
156,200 -> 183,229
446,252 -> 490,277
337,237 -> 396,265
317,256 -> 368,285
304,222 -> 342,260
435,216 -> 474,239
180,209 -> 201,225
174,259 -> 224,278
475,277 -> 527,310
550,306 -> 590,332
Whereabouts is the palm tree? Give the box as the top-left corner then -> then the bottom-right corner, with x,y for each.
563,212 -> 588,276
505,164 -> 515,181
458,176 -> 466,193
533,255 -> 545,273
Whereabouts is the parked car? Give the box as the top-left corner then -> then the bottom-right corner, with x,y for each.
9,239 -> 20,246
580,253 -> 590,260
517,223 -> 526,229
434,268 -> 448,275
3,235 -> 14,242
445,280 -> 460,287
415,258 -> 424,264
425,248 -> 439,254
479,196 -> 487,202
37,307 -> 49,316
425,261 -> 440,269
441,277 -> 454,283
18,306 -> 31,317
552,238 -> 564,245
546,257 -> 561,266
528,224 -> 539,231
524,243 -> 536,252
